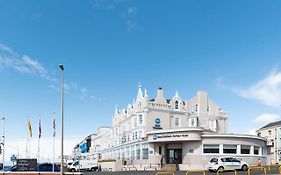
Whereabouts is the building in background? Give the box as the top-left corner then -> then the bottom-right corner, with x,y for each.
257,121 -> 281,164
72,134 -> 96,160
73,85 -> 267,170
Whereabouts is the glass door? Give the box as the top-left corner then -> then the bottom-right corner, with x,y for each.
167,149 -> 182,164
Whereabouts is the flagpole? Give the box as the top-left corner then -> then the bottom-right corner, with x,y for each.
26,117 -> 28,158
52,112 -> 55,172
38,117 -> 41,171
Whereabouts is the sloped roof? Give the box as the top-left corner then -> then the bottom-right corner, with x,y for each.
259,120 -> 281,130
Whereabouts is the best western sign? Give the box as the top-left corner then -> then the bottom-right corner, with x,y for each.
148,131 -> 201,142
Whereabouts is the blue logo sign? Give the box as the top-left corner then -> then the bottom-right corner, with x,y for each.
153,134 -> 158,140
155,118 -> 161,124
153,117 -> 162,129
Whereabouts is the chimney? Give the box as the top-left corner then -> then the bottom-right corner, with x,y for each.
155,87 -> 166,103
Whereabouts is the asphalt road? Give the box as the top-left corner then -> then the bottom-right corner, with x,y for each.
82,168 -> 280,175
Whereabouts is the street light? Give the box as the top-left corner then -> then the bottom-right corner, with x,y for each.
59,64 -> 64,175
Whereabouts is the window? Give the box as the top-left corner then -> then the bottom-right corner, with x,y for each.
209,120 -> 217,131
131,145 -> 135,160
135,132 -> 138,139
175,101 -> 179,109
254,146 -> 260,155
189,117 -> 198,127
136,144 -> 140,160
142,143 -> 149,159
139,130 -> 143,138
134,117 -> 137,127
223,145 -> 237,154
195,104 -> 198,112
203,144 -> 219,154
268,130 -> 272,135
139,114 -> 143,125
241,145 -> 250,154
207,106 -> 210,113
159,146 -> 162,155
175,118 -> 180,127
210,158 -> 218,163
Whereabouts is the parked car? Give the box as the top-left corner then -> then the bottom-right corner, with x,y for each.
38,163 -> 60,172
208,157 -> 248,172
5,165 -> 17,172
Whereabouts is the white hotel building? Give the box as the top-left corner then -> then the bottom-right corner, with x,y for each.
85,85 -> 267,170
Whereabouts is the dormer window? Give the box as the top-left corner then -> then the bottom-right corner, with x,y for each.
175,101 -> 179,109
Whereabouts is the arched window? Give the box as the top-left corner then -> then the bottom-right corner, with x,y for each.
175,101 -> 179,109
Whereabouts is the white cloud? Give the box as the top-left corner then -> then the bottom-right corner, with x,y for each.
0,43 -> 56,82
239,70 -> 281,107
123,7 -> 138,31
5,137 -> 82,165
253,113 -> 280,123
80,88 -> 96,100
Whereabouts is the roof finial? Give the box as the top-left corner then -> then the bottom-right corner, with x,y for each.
175,90 -> 179,97
144,88 -> 148,97
136,83 -> 143,101
138,82 -> 142,89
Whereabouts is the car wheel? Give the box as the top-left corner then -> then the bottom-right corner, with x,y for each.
242,165 -> 248,171
91,167 -> 96,171
217,166 -> 224,172
71,169 -> 76,172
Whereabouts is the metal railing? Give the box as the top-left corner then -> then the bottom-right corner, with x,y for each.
247,166 -> 267,175
186,170 -> 206,175
156,172 -> 175,175
216,169 -> 237,175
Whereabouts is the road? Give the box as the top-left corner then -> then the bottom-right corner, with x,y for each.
82,168 -> 280,175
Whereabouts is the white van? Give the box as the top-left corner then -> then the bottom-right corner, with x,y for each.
69,159 -> 98,172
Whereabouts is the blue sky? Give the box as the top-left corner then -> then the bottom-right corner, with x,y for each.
1,0 -> 281,161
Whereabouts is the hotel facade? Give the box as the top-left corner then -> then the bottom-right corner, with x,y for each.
76,85 -> 267,170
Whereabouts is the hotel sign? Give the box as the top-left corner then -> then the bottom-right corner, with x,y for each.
148,131 -> 201,142
153,118 -> 163,129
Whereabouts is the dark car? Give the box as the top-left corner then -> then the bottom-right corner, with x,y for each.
38,163 -> 60,172
5,165 -> 17,172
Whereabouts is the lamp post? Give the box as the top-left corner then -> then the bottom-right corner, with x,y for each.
1,117 -> 4,170
59,64 -> 64,175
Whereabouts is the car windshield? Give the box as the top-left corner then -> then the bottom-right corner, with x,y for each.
210,158 -> 218,163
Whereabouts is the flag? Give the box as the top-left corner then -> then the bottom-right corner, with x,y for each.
53,118 -> 56,137
27,118 -> 32,137
39,118 -> 42,138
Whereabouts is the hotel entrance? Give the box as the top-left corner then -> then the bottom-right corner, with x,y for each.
167,149 -> 182,164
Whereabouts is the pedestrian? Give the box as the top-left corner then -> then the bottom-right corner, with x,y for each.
160,155 -> 164,168
257,158 -> 262,167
